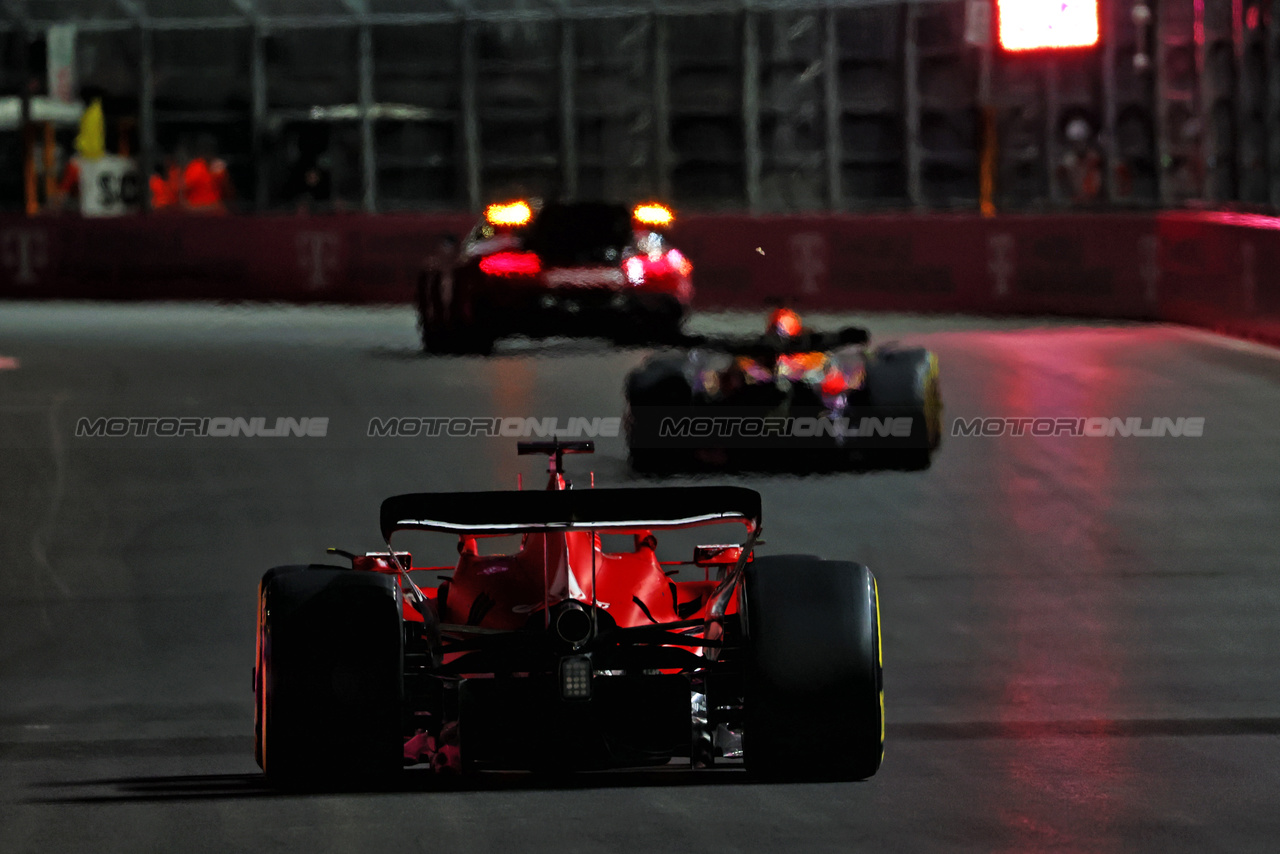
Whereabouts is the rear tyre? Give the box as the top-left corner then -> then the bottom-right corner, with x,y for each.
624,356 -> 692,474
865,347 -> 941,471
256,567 -> 405,788
417,272 -> 495,355
742,555 -> 883,781
459,304 -> 498,356
616,301 -> 686,346
254,564 -> 307,770
651,311 -> 688,346
416,271 -> 453,354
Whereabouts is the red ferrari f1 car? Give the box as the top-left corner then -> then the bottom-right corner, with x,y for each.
254,441 -> 883,785
417,200 -> 693,353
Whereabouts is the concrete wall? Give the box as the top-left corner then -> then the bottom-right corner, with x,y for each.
2,210 -> 1278,346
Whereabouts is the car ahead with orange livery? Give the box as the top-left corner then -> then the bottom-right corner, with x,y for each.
625,309 -> 943,473
416,200 -> 693,353
253,441 -> 884,786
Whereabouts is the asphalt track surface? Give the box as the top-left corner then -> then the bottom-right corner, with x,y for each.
2,303 -> 1279,853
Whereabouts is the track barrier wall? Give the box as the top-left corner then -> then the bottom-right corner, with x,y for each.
2,211 -> 1279,346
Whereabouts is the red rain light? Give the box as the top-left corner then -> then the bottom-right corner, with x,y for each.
479,251 -> 542,277
998,0 -> 1099,51
820,370 -> 848,398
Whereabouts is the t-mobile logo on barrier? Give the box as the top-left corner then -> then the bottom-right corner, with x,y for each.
1,228 -> 49,285
1139,234 -> 1160,304
1241,242 -> 1256,313
296,231 -> 340,289
987,232 -> 1015,297
789,232 -> 827,295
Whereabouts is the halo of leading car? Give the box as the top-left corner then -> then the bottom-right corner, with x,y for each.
253,441 -> 884,785
416,200 -> 694,353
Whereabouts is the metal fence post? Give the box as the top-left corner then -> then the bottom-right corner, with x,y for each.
1101,0 -> 1119,201
823,5 -> 843,210
139,23 -> 155,210
358,23 -> 377,212
653,13 -> 671,200
461,17 -> 481,212
743,8 -> 762,212
1046,56 -> 1061,205
1271,0 -> 1280,206
560,18 -> 578,202
904,1 -> 923,208
251,24 -> 268,211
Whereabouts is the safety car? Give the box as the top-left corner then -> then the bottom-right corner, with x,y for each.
416,200 -> 693,352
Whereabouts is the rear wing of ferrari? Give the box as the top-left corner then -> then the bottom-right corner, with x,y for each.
380,486 -> 761,539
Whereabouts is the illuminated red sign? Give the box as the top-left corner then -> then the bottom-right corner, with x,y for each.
997,0 -> 1100,51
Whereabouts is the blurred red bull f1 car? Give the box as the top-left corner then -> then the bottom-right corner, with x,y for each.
417,200 -> 693,353
254,441 -> 883,785
625,309 -> 942,472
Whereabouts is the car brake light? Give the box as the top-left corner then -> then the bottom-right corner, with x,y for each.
485,200 -> 532,227
480,251 -> 542,276
633,203 -> 674,228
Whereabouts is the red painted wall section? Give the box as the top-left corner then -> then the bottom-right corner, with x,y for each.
2,210 -> 1279,346
678,212 -> 1158,318
0,213 -> 474,303
1152,212 -> 1280,345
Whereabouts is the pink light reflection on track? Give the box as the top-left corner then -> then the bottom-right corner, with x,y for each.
0,356 -> 18,370
488,359 -> 536,489
977,328 -> 1139,853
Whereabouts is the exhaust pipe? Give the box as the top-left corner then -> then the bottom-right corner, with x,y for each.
553,601 -> 594,647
